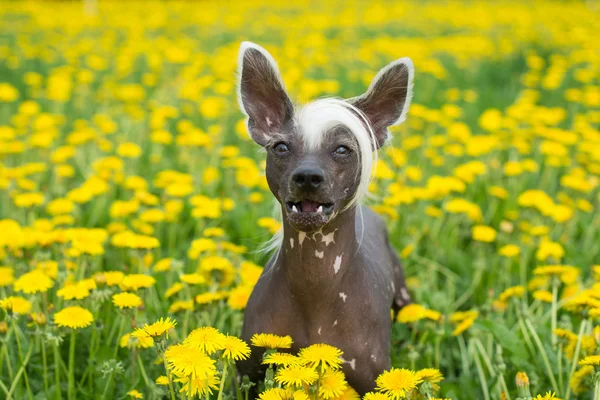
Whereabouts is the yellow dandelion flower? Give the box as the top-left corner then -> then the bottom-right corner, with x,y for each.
449,310 -> 478,323
112,292 -> 143,309
133,317 -> 176,340
196,291 -> 229,304
570,366 -> 593,395
0,296 -> 32,314
0,267 -> 15,286
251,333 -> 293,349
498,286 -> 525,303
221,335 -> 251,361
453,317 -> 476,336
259,388 -> 292,400
184,326 -> 226,354
416,368 -> 444,383
397,304 -> 440,323
54,306 -> 94,329
165,344 -> 219,396
472,225 -> 497,242
156,375 -> 169,385
364,393 -> 391,400
263,352 -> 303,366
533,290 -> 553,303
120,274 -> 156,291
119,332 -> 154,349
275,364 -> 318,387
533,392 -> 561,400
14,270 -> 54,294
165,282 -> 184,298
335,387 -> 361,400
299,343 -> 343,370
57,283 -> 91,300
319,370 -> 348,399
375,368 -> 422,400
127,389 -> 143,399
579,355 -> 600,366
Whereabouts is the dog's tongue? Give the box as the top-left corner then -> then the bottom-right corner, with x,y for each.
301,201 -> 319,213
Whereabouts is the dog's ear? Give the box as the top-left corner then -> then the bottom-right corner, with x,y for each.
237,42 -> 294,147
351,58 -> 414,148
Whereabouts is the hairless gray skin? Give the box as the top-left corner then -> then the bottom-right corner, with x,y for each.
236,42 -> 414,396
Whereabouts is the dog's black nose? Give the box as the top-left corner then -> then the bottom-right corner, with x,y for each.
292,167 -> 324,190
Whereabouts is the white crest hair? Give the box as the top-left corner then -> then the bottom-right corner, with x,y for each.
296,98 -> 377,210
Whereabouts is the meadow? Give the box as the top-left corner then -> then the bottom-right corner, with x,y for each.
0,0 -> 599,399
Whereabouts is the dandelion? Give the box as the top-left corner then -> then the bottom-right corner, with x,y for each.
275,364 -> 319,387
184,326 -> 226,354
472,225 -> 497,242
127,389 -> 143,398
221,335 -> 251,361
0,267 -> 15,286
251,333 -> 293,349
133,317 -> 176,340
533,392 -> 561,400
0,296 -> 32,314
112,292 -> 143,309
57,283 -> 91,300
319,370 -> 348,399
14,270 -> 54,294
364,393 -> 391,400
54,306 -> 94,329
156,376 -> 169,385
375,368 -> 422,400
416,368 -> 443,383
259,388 -> 292,400
453,317 -> 476,336
298,343 -> 344,370
263,352 -> 303,366
397,304 -> 441,323
165,344 -> 220,395
579,355 -> 600,366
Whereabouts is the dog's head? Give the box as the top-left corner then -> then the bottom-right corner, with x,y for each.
237,42 -> 413,233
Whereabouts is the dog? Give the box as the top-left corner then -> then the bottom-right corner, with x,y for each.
236,41 -> 414,395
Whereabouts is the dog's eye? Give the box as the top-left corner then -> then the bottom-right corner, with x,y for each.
273,142 -> 290,155
333,145 -> 351,156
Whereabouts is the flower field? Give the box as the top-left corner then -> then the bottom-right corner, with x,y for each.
0,0 -> 599,399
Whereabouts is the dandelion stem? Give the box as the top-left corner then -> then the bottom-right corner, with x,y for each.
217,361 -> 230,400
68,330 -> 76,400
136,353 -> 151,387
12,319 -> 32,400
101,369 -> 115,400
54,340 -> 62,400
163,355 -> 176,400
41,337 -> 49,394
525,319 -> 559,394
551,277 -> 558,348
565,319 -> 588,400
6,343 -> 33,400
557,342 -> 564,393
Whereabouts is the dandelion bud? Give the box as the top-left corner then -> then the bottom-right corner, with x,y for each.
515,372 -> 532,399
0,321 -> 7,334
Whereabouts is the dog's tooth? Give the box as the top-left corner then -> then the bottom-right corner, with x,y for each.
317,205 -> 323,214
292,205 -> 298,213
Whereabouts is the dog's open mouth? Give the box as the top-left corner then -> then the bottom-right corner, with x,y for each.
286,200 -> 334,215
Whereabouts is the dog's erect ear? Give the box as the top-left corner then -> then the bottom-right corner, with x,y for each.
237,42 -> 294,147
351,58 -> 414,148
